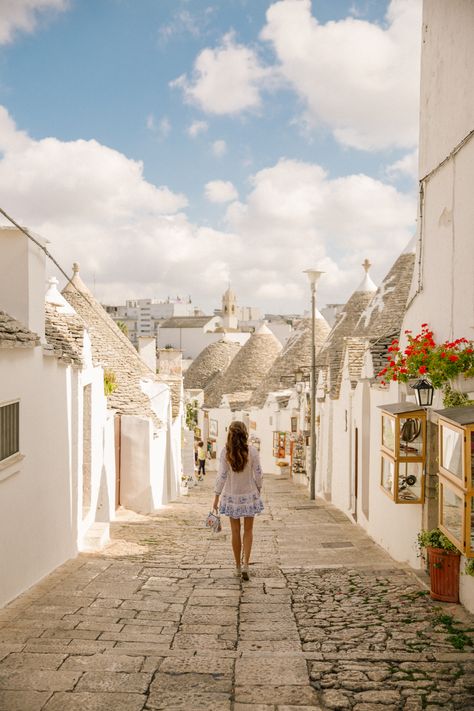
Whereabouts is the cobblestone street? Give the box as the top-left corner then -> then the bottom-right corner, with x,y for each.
0,472 -> 473,711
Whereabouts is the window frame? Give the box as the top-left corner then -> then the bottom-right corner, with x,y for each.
0,399 -> 23,480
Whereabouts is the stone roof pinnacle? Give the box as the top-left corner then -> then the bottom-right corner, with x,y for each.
356,257 -> 377,293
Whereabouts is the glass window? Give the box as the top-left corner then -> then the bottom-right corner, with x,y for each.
471,432 -> 474,489
382,415 -> 395,452
0,401 -> 19,463
381,456 -> 394,495
441,425 -> 464,482
397,461 -> 423,502
399,416 -> 423,457
441,482 -> 464,544
470,495 -> 474,553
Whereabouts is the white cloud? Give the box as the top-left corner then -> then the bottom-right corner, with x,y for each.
0,0 -> 68,44
204,180 -> 238,204
261,0 -> 421,151
158,7 -> 215,46
0,107 -> 416,313
386,149 -> 419,181
159,10 -> 200,44
146,114 -> 171,139
212,139 -> 227,157
187,120 -> 209,138
171,31 -> 272,115
224,158 -> 416,305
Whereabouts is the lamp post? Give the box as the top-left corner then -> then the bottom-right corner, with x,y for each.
303,269 -> 324,500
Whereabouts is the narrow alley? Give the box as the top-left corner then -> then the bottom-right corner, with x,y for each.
0,473 -> 473,711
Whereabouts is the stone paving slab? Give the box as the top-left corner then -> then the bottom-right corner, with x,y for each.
0,690 -> 51,711
42,691 -> 147,711
0,473 -> 473,710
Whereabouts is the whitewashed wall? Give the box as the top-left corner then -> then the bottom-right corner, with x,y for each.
120,416 -> 164,513
329,378 -> 354,516
365,385 -> 423,569
120,376 -> 183,512
402,0 -> 474,610
0,348 -> 78,607
0,226 -> 116,606
78,337 -> 116,542
404,1 -> 474,341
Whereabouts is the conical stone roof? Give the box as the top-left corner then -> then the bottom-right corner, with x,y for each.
357,238 -> 416,375
317,260 -> 377,399
63,263 -> 161,425
204,324 -> 282,408
184,339 -> 240,391
250,315 -> 331,407
357,241 -> 416,339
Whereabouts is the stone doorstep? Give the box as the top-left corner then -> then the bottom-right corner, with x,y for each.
79,523 -> 111,554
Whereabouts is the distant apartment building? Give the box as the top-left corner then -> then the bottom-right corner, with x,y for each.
104,297 -> 200,345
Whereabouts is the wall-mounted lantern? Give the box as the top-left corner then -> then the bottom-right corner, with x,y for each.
378,402 -> 427,504
435,405 -> 474,557
412,378 -> 435,408
295,367 -> 304,383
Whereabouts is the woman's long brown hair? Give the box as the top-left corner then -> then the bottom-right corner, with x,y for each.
226,421 -> 249,472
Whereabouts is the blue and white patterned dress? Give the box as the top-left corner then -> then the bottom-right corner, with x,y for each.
214,445 -> 264,519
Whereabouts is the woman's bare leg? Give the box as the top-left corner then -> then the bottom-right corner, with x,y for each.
242,516 -> 254,566
230,517 -> 242,567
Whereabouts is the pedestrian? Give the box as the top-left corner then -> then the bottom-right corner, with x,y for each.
212,421 -> 263,580
197,440 -> 206,479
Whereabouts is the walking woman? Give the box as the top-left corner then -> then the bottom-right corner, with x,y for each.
213,421 -> 263,580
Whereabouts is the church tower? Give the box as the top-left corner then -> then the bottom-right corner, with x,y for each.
221,286 -> 239,329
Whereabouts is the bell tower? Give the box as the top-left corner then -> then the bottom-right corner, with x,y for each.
222,285 -> 238,329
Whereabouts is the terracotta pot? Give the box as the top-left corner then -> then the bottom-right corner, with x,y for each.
427,546 -> 460,603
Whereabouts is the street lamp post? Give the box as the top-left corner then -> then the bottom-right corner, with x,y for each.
304,269 -> 324,500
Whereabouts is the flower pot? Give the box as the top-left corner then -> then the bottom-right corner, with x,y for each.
276,461 -> 289,474
427,546 -> 460,603
450,374 -> 474,394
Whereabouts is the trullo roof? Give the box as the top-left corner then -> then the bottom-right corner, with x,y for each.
184,338 -> 240,391
357,237 -> 416,374
317,259 -> 377,399
250,315 -> 331,407
204,324 -> 282,408
62,263 -> 161,425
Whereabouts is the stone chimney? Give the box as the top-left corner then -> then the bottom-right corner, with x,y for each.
138,336 -> 157,373
45,277 -> 76,315
0,226 -> 47,341
158,348 -> 183,376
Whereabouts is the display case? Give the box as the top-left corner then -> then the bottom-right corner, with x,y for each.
378,403 -> 426,504
436,406 -> 474,557
273,431 -> 288,459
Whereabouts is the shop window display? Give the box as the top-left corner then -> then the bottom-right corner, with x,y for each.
436,406 -> 474,556
378,403 -> 426,504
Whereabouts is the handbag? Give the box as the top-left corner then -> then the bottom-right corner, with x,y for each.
205,510 -> 222,533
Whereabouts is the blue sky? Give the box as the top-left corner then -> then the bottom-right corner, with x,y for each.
0,0 -> 421,312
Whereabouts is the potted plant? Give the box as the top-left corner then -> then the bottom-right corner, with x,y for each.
377,324 -> 474,404
418,528 -> 461,603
